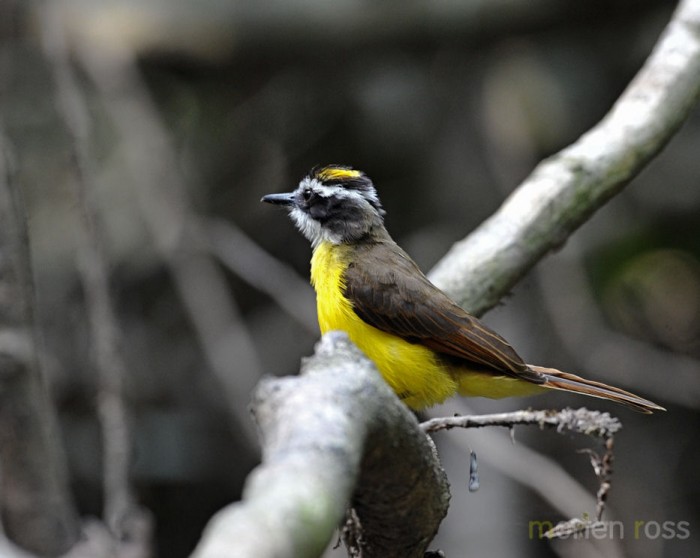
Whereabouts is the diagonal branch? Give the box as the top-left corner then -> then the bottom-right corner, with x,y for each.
429,0 -> 700,316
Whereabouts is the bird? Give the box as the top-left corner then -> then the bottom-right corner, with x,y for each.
261,164 -> 664,413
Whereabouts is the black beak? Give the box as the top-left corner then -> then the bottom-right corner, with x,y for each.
261,192 -> 296,206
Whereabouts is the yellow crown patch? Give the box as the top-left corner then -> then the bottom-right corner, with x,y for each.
315,166 -> 362,182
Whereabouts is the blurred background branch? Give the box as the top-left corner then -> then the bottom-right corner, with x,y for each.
205,217 -> 317,334
534,244 -> 700,409
40,3 -> 151,552
0,132 -> 79,555
74,29 -> 264,447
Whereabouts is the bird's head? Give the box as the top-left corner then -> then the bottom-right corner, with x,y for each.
262,165 -> 386,246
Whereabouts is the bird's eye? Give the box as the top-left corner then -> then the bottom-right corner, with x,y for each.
301,189 -> 314,202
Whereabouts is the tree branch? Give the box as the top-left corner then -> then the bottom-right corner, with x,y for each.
422,407 -> 620,539
420,407 -> 621,438
190,4 -> 700,556
191,332 -> 449,558
428,0 -> 700,315
0,132 -> 80,555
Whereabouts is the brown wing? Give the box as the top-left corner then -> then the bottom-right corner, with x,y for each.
343,240 -> 544,383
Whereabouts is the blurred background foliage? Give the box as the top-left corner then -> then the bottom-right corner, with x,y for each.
2,0 -> 699,556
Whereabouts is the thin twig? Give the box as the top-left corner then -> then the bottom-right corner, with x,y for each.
423,407 -> 621,542
420,407 -> 621,439
340,509 -> 364,558
436,409 -> 625,556
583,436 -> 616,522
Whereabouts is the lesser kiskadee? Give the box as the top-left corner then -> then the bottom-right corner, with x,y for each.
262,165 -> 664,413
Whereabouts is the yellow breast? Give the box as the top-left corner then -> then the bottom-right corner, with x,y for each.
310,241 -> 458,409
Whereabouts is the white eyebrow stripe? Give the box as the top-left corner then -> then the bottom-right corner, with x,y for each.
317,185 -> 363,200
296,176 -> 381,210
295,176 -> 383,215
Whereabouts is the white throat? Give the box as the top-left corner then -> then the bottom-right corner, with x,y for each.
289,207 -> 343,247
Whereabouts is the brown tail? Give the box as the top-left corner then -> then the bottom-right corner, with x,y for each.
528,365 -> 665,414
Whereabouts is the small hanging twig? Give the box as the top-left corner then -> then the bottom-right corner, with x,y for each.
421,407 -> 620,539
